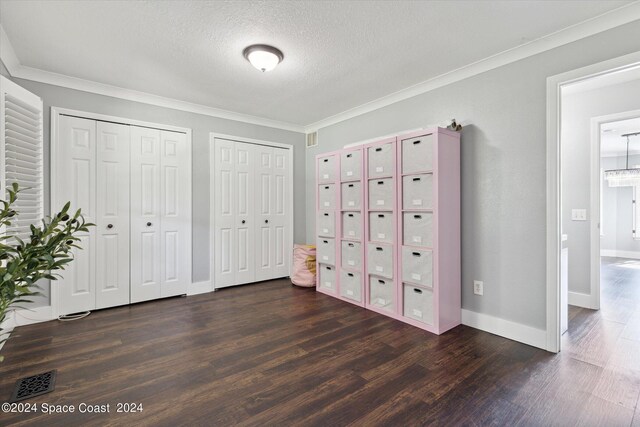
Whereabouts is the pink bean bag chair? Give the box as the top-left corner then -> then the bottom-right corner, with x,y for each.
291,244 -> 317,287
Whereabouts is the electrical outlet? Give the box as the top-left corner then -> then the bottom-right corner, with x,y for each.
474,280 -> 484,296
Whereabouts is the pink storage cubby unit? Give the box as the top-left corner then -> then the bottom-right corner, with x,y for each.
315,147 -> 366,306
315,127 -> 460,334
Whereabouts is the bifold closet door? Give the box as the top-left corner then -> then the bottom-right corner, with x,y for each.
131,127 -> 191,302
159,131 -> 191,297
56,115 -> 97,315
95,121 -> 130,309
255,145 -> 290,281
214,139 -> 256,287
130,127 -> 162,303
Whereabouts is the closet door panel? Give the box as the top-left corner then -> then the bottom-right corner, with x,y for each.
96,121 -> 130,309
56,115 -> 96,315
130,126 -> 161,303
214,139 -> 236,287
272,149 -> 290,277
254,146 -> 273,282
235,142 -> 255,284
255,146 -> 290,281
160,131 -> 191,297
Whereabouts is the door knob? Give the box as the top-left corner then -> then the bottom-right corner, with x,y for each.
107,224 -> 113,229
242,220 -> 246,224
265,220 -> 269,224
146,222 -> 152,227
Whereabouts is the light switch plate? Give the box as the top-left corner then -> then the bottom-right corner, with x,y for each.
571,209 -> 587,221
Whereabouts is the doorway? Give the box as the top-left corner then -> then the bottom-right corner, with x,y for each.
548,52 -> 640,352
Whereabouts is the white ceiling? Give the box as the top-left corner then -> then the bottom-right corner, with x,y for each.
602,118 -> 640,157
0,0 -> 634,127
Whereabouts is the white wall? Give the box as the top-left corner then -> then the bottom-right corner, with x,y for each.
307,20 -> 640,332
601,154 -> 640,257
562,80 -> 640,295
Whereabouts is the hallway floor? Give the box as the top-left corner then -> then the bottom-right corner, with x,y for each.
563,256 -> 640,426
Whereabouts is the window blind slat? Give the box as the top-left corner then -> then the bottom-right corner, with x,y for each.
5,136 -> 41,153
5,155 -> 41,170
6,150 -> 42,164
5,109 -> 40,132
6,166 -> 42,179
6,121 -> 40,141
5,95 -> 40,116
4,100 -> 40,122
6,128 -> 41,146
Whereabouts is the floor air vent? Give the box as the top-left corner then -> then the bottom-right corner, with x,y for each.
10,370 -> 57,402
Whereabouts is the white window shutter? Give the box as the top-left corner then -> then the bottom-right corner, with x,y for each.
0,75 -> 44,242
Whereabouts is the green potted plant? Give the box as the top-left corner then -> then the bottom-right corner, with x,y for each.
0,183 -> 93,361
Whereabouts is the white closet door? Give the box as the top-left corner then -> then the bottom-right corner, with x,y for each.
271,148 -> 290,278
160,130 -> 191,297
255,146 -> 290,281
56,115 -> 97,315
214,138 -> 236,287
95,122 -> 130,309
233,141 -> 256,285
130,126 -> 162,303
255,145 -> 274,282
214,138 -> 256,287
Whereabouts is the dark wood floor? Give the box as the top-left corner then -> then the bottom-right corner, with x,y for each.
0,257 -> 639,426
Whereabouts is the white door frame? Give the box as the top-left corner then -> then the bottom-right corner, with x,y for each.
51,107 -> 192,318
209,132 -> 294,291
546,51 -> 640,353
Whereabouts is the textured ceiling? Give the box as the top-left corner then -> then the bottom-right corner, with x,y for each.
0,0 -> 632,126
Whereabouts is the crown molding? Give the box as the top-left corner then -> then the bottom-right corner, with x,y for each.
2,1 -> 640,135
303,2 -> 640,133
11,65 -> 306,133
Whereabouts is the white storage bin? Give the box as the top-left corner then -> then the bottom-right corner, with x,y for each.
341,241 -> 362,270
342,212 -> 362,240
316,238 -> 336,265
370,276 -> 394,312
341,150 -> 362,181
368,178 -> 394,209
402,134 -> 434,174
369,212 -> 394,244
341,182 -> 362,210
367,243 -> 393,279
318,184 -> 336,209
401,246 -> 433,287
319,264 -> 336,292
402,174 -> 433,210
317,211 -> 335,237
368,143 -> 394,178
403,284 -> 434,325
318,156 -> 336,183
403,212 -> 433,247
340,270 -> 362,302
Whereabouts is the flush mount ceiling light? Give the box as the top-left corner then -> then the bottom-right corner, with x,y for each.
605,132 -> 640,187
243,44 -> 284,72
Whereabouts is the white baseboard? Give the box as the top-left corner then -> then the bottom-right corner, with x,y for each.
568,291 -> 597,309
187,280 -> 213,296
461,309 -> 547,350
601,249 -> 640,260
13,305 -> 55,327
